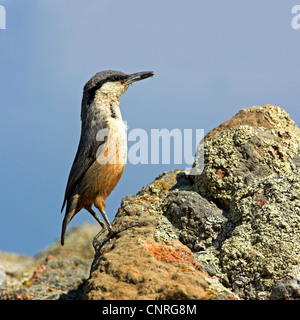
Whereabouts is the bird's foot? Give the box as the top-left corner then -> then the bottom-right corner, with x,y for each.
92,227 -> 115,252
92,219 -> 149,252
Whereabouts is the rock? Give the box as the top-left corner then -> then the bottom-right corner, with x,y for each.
0,223 -> 100,300
3,255 -> 91,300
84,217 -> 209,300
269,265 -> 300,300
220,173 -> 300,299
83,171 -> 237,300
162,190 -> 230,252
0,251 -> 34,276
204,104 -> 300,144
190,110 -> 300,210
189,104 -> 300,299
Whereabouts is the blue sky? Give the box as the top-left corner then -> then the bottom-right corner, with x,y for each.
0,0 -> 299,256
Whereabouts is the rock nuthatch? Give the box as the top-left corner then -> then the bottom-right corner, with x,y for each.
61,70 -> 153,245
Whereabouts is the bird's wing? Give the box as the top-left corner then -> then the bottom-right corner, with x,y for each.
61,123 -> 108,212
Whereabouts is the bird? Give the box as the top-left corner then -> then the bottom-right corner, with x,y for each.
61,70 -> 154,245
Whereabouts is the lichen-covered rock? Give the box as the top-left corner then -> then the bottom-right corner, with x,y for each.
190,105 -> 300,211
220,173 -> 300,299
162,190 -> 230,252
269,265 -> 300,300
186,105 -> 300,299
204,104 -> 300,145
83,216 -> 210,300
83,171 -> 238,300
3,255 -> 91,300
191,126 -> 299,211
0,251 -> 34,276
0,224 -> 99,300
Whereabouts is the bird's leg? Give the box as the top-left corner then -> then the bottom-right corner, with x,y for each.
87,208 -> 106,229
92,211 -> 116,251
99,209 -> 114,234
92,209 -> 119,251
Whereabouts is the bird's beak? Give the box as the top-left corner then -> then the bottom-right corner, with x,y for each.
124,71 -> 154,84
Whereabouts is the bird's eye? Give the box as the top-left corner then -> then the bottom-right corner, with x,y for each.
112,76 -> 121,82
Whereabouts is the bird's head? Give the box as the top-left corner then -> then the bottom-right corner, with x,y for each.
83,70 -> 154,106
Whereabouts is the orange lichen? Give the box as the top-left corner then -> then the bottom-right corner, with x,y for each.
142,240 -> 203,271
205,289 -> 216,299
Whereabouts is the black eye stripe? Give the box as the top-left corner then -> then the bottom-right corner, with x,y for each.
111,75 -> 122,82
86,75 -> 128,104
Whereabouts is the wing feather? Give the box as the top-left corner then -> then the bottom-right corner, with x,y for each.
61,121 -> 108,212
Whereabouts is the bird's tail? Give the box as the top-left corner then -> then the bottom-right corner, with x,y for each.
61,196 -> 79,245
